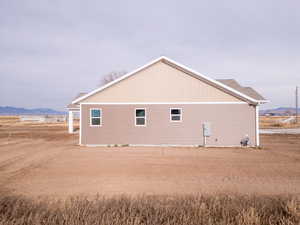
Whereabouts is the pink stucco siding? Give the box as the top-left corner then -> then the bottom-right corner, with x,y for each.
80,103 -> 256,146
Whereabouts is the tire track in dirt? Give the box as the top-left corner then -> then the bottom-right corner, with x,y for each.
0,138 -> 75,189
0,139 -> 50,171
0,139 -> 45,155
5,146 -> 69,183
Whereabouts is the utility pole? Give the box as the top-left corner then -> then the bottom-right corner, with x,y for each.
296,86 -> 298,124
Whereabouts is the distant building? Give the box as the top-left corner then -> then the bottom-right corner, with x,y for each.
20,115 -> 66,123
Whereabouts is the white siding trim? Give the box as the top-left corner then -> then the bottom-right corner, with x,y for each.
135,108 -> 146,127
162,57 -> 261,103
256,105 -> 260,147
80,102 -> 248,105
72,57 -> 164,104
79,104 -> 82,145
82,144 -> 254,148
72,56 -> 264,104
90,108 -> 102,127
170,108 -> 182,122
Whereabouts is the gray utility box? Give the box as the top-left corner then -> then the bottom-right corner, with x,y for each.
203,122 -> 211,137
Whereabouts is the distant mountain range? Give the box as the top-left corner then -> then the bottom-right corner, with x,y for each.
260,107 -> 299,116
0,106 -> 298,116
0,106 -> 66,115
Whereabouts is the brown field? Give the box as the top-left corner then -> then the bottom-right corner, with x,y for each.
0,194 -> 298,225
0,116 -> 299,198
260,115 -> 300,128
0,116 -> 299,224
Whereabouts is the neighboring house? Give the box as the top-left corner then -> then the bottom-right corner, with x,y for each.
67,56 -> 268,147
20,115 -> 66,123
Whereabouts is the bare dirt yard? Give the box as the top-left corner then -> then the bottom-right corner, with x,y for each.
0,117 -> 299,198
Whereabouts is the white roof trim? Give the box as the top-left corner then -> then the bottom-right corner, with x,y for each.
72,56 -> 164,104
72,56 -> 263,104
80,102 -> 248,105
163,57 -> 265,104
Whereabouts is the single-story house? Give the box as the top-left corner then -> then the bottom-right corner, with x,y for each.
67,56 -> 268,147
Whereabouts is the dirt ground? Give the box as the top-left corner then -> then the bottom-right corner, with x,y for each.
0,120 -> 299,198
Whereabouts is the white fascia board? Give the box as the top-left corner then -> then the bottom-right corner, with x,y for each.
80,102 -> 248,105
72,56 -> 165,104
73,56 -> 262,104
162,56 -> 260,103
79,104 -> 82,145
255,105 -> 260,147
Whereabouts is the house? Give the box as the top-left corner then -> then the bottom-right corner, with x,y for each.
20,115 -> 66,123
67,56 -> 268,147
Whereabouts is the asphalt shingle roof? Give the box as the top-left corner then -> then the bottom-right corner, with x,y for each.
216,79 -> 265,101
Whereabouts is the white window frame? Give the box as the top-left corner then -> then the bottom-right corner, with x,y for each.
170,108 -> 182,122
90,108 -> 102,127
135,108 -> 146,127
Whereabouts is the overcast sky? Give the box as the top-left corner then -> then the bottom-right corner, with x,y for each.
1,0 -> 299,110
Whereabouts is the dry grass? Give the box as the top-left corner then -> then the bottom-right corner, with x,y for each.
0,116 -> 19,126
0,193 -> 299,225
0,116 -> 79,130
260,116 -> 300,129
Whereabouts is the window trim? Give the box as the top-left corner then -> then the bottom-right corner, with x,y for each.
135,108 -> 146,127
90,108 -> 102,127
170,108 -> 182,122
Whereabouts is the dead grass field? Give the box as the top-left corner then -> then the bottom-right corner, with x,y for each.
0,117 -> 299,198
260,116 -> 300,128
0,194 -> 298,225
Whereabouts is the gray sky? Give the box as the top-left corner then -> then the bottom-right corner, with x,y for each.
1,0 -> 299,110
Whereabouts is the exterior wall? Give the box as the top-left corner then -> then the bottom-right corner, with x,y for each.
83,61 -> 242,103
81,103 -> 256,146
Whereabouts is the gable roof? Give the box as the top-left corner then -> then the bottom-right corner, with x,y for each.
72,56 -> 268,105
216,79 -> 266,101
67,92 -> 87,109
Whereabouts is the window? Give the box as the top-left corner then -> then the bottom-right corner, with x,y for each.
170,108 -> 182,122
135,108 -> 146,126
90,109 -> 102,126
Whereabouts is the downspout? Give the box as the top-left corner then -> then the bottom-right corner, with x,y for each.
79,103 -> 82,145
255,104 -> 260,147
